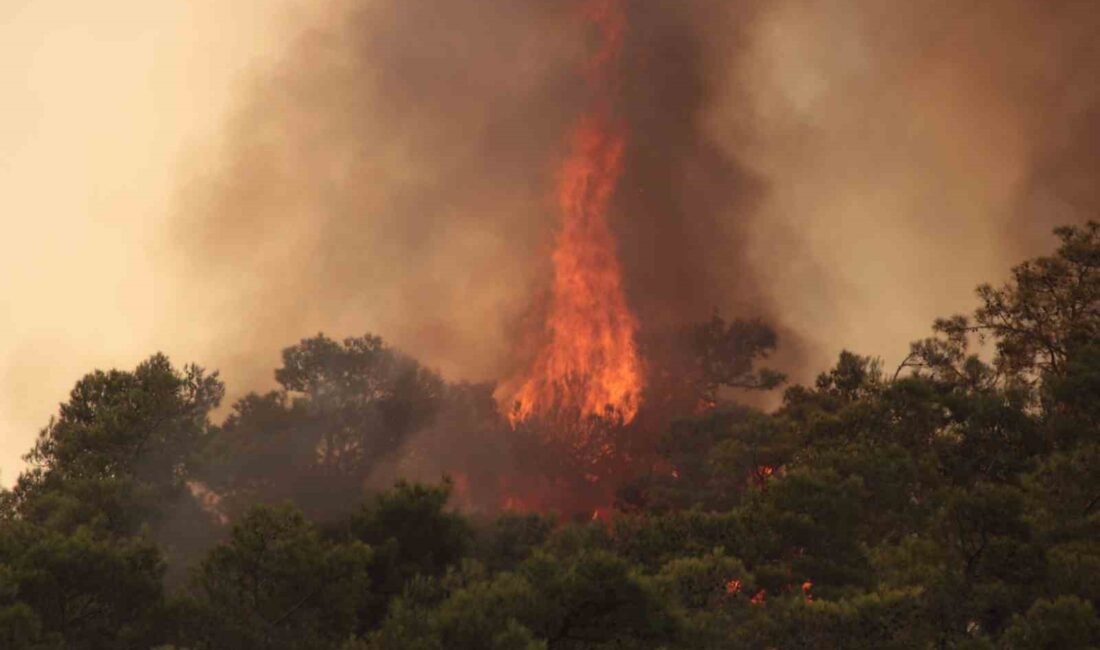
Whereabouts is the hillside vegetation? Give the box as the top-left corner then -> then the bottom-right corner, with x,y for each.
1,222 -> 1097,649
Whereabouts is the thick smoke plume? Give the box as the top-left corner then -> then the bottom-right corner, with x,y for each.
171,0 -> 1099,431
727,0 -> 1100,364
170,0 -> 787,395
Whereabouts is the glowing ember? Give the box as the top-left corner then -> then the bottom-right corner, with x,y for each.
751,464 -> 776,489
590,506 -> 614,522
503,0 -> 643,432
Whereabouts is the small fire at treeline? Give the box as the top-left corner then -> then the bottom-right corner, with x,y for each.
499,0 -> 643,451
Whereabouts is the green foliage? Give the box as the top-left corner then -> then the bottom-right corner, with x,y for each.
203,333 -> 445,519
1000,596 -> 1100,649
25,354 -> 222,483
607,510 -> 746,569
180,503 -> 374,649
0,222 -> 1096,648
352,480 -> 471,581
521,550 -> 681,648
12,354 -> 223,537
765,588 -> 932,649
369,549 -> 679,650
1025,442 -> 1100,540
693,315 -> 786,398
974,222 -> 1099,378
0,522 -> 165,649
479,513 -> 556,571
636,314 -> 785,457
276,333 -> 445,461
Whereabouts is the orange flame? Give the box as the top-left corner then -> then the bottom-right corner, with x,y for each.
504,0 -> 643,431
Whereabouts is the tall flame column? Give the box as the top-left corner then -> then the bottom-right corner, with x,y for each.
505,0 -> 644,437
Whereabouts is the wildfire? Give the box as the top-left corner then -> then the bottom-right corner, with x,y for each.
503,0 -> 644,433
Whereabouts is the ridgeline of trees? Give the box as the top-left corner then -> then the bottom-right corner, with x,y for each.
0,222 -> 1097,649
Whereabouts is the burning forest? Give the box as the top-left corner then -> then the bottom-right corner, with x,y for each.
501,0 -> 643,441
2,0 -> 1099,648
495,0 -> 646,514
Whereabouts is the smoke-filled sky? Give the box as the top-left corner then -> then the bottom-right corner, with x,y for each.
0,0 -> 296,482
2,0 -> 1096,484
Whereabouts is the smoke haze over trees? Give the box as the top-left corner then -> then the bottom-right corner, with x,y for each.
0,222 -> 1096,647
4,0 -> 1099,481
1,0 -> 1099,647
169,0 -> 1100,405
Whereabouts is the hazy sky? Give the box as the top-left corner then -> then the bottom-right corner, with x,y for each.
0,1 -> 294,482
2,0 -> 1091,486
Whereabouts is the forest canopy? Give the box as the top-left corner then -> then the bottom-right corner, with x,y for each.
0,222 -> 1097,649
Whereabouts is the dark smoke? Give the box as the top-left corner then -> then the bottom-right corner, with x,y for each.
171,0 -> 1099,407
723,0 -> 1100,367
616,2 -> 767,327
171,0 -> 812,399
611,1 -> 818,389
173,1 -> 578,391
